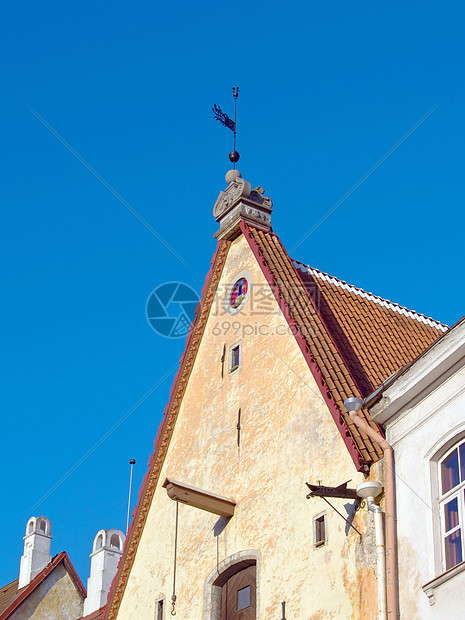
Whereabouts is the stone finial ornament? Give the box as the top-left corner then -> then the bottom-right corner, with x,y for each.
213,170 -> 273,240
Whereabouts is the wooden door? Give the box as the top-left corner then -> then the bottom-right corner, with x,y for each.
221,565 -> 256,619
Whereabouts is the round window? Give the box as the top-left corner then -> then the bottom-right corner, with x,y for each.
230,277 -> 248,309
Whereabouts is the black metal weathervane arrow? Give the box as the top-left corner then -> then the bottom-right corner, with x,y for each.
212,87 -> 240,169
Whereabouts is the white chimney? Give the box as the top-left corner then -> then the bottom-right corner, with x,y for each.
83,529 -> 125,616
19,517 -> 52,589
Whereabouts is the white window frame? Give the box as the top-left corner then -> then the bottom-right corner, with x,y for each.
438,440 -> 465,571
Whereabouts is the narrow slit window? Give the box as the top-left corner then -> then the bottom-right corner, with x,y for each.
155,598 -> 164,620
314,513 -> 327,548
229,343 -> 241,373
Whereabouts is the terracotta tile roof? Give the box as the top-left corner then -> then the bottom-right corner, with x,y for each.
293,261 -> 447,398
242,223 -> 445,465
364,314 -> 464,409
243,223 -> 382,464
0,552 -> 86,620
0,581 -> 19,616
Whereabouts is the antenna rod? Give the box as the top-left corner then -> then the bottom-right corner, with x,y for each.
126,458 -> 136,534
232,87 -> 239,169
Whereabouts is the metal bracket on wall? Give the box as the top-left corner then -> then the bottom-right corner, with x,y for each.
306,481 -> 362,539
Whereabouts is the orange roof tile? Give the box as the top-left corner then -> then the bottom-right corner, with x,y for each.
293,261 -> 446,398
0,581 -> 19,616
242,224 -> 445,465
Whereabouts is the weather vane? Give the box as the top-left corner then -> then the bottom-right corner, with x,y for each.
212,87 -> 240,169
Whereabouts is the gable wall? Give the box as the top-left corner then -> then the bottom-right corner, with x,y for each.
9,564 -> 83,620
116,234 -> 378,619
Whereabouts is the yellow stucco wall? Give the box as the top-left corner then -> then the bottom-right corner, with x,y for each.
10,564 -> 83,620
116,234 -> 377,619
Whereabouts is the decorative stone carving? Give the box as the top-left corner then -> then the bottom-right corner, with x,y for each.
213,171 -> 273,240
251,186 -> 273,208
213,177 -> 252,219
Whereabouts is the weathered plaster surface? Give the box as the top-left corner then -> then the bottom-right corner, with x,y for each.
10,564 -> 83,620
116,234 -> 377,619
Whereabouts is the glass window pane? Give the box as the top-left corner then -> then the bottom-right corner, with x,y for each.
315,515 -> 326,546
460,442 -> 465,482
445,529 -> 463,570
444,497 -> 459,532
237,586 -> 250,610
441,450 -> 460,493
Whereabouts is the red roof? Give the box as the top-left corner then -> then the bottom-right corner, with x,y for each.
0,580 -> 19,616
0,552 -> 86,620
104,223 -> 445,619
244,224 -> 445,463
78,606 -> 106,620
294,259 -> 446,397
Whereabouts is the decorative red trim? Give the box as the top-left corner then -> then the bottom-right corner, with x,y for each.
240,221 -> 362,470
0,552 -> 86,620
104,240 -> 231,620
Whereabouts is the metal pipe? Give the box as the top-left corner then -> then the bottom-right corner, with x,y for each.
367,496 -> 387,620
126,459 -> 136,535
344,399 -> 398,619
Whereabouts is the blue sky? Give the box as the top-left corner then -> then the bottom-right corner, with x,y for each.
1,1 -> 464,587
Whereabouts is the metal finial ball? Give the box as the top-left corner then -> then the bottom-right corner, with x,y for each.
229,150 -> 240,163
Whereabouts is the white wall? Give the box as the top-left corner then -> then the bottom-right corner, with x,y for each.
371,323 -> 465,619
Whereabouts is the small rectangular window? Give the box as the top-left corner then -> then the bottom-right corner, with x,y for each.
314,513 -> 327,548
237,585 -> 251,610
155,598 -> 164,620
229,342 -> 241,373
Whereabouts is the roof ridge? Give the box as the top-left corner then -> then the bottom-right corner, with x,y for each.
293,260 -> 448,332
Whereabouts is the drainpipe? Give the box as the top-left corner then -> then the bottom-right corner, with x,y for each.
356,481 -> 386,620
344,398 -> 398,620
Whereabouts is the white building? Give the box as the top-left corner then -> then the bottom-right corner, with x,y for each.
369,316 -> 465,618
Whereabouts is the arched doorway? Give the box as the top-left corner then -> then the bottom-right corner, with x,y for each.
204,551 -> 259,620
221,565 -> 256,619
